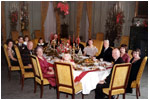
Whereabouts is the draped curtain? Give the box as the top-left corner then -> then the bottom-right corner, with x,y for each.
87,1 -> 93,39
44,2 -> 56,42
41,1 -> 49,40
53,2 -> 61,35
76,1 -> 84,38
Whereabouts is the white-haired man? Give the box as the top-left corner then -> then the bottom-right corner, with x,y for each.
96,40 -> 113,62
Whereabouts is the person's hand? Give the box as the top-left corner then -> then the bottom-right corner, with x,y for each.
28,64 -> 32,68
98,80 -> 105,84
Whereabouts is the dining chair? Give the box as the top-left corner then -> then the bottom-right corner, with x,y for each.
120,36 -> 129,46
131,56 -> 147,99
93,40 -> 103,56
102,63 -> 132,99
31,55 -> 51,98
34,30 -> 42,39
54,62 -> 84,99
128,50 -> 133,59
96,32 -> 104,41
80,42 -> 86,48
3,44 -> 20,80
22,30 -> 31,39
14,45 -> 34,90
31,39 -> 38,49
11,31 -> 19,41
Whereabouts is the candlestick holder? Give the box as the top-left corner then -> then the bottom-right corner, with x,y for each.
72,43 -> 75,60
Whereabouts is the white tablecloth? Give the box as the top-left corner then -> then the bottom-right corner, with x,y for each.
73,68 -> 111,94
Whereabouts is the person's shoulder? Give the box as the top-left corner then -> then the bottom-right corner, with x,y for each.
118,57 -> 125,63
108,47 -> 113,50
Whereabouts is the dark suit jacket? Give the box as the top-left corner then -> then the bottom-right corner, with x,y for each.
105,57 -> 124,84
17,43 -> 26,53
21,47 -> 34,66
96,46 -> 113,62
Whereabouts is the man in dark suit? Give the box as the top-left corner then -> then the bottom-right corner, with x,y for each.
96,40 -> 113,62
21,41 -> 34,69
95,48 -> 124,99
17,36 -> 26,53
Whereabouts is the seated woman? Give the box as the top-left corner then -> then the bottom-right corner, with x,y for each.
126,48 -> 142,93
37,38 -> 46,48
36,46 -> 56,87
83,39 -> 98,57
23,35 -> 29,46
120,44 -> 130,63
6,39 -> 19,66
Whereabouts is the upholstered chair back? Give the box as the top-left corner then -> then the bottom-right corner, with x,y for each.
136,56 -> 147,85
55,62 -> 74,87
3,44 -> 11,67
93,40 -> 103,56
109,63 -> 131,90
31,55 -> 44,80
14,45 -> 25,74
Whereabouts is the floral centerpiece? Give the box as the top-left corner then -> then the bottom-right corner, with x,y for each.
105,2 -> 125,46
9,10 -> 18,31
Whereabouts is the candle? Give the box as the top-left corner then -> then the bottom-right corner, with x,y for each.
77,37 -> 79,45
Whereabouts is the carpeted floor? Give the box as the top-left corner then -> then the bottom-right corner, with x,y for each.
1,46 -> 148,99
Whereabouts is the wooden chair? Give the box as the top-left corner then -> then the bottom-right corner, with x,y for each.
31,55 -> 51,98
11,31 -> 19,41
93,40 -> 103,56
34,30 -> 43,39
103,63 -> 132,99
3,44 -> 20,80
96,32 -> 104,41
54,62 -> 84,99
80,42 -> 86,48
23,30 -> 31,39
128,50 -> 133,59
131,56 -> 147,99
31,39 -> 38,49
14,45 -> 34,90
120,36 -> 129,46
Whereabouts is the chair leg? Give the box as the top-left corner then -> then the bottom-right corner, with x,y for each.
82,93 -> 84,99
66,94 -> 68,98
40,84 -> 43,98
136,87 -> 139,99
109,93 -> 111,99
138,86 -> 141,96
21,76 -> 24,90
49,85 -> 51,89
34,81 -> 37,93
57,91 -> 60,99
116,94 -> 119,99
72,94 -> 75,99
123,94 -> 125,99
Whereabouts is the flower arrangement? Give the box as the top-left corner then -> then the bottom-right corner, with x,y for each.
56,1 -> 69,17
9,10 -> 18,31
105,2 -> 125,46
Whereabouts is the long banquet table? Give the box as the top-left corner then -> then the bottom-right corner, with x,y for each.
43,54 -> 112,94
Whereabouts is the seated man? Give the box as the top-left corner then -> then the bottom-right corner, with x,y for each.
71,37 -> 84,54
95,48 -> 124,99
17,36 -> 26,52
96,40 -> 113,62
21,41 -> 34,69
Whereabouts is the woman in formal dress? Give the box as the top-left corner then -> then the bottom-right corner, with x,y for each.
120,44 -> 130,63
126,48 -> 142,93
36,46 -> 56,86
83,39 -> 98,57
6,39 -> 19,66
37,38 -> 45,47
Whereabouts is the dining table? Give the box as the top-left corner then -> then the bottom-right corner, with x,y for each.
43,53 -> 112,94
